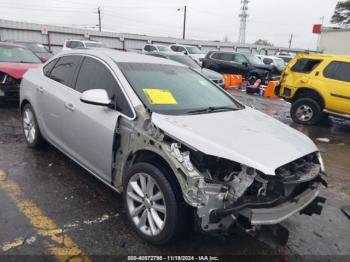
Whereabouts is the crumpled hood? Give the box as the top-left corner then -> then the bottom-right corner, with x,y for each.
0,62 -> 41,79
152,108 -> 318,175
252,63 -> 273,71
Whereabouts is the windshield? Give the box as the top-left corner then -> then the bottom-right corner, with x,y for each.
27,43 -> 49,53
85,42 -> 106,48
0,47 -> 41,63
156,46 -> 170,52
246,55 -> 265,65
186,46 -> 202,54
168,55 -> 201,69
117,63 -> 241,115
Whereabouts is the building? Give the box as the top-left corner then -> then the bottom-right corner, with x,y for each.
0,19 -> 305,55
320,27 -> 350,55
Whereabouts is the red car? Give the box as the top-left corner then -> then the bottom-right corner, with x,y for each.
0,42 -> 42,103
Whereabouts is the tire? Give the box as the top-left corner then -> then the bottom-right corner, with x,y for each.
123,162 -> 187,245
291,98 -> 323,125
22,103 -> 45,148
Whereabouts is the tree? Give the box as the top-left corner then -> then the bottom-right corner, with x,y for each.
253,39 -> 273,46
331,0 -> 350,28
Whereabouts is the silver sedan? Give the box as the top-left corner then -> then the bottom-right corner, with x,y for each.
20,49 -> 327,245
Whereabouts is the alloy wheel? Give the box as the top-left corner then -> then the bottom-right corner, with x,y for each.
23,108 -> 36,144
126,173 -> 167,236
296,105 -> 314,122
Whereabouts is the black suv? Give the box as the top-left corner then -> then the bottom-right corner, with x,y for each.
202,51 -> 273,84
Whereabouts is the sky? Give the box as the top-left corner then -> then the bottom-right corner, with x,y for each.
0,0 -> 340,49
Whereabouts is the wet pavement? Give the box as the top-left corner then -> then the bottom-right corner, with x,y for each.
0,91 -> 349,261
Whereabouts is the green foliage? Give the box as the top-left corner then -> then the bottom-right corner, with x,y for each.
253,39 -> 273,46
331,0 -> 350,27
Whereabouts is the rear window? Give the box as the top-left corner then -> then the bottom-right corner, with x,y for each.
323,61 -> 350,82
49,55 -> 82,88
291,59 -> 322,73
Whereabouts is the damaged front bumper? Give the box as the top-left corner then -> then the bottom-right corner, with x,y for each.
234,183 -> 322,225
167,144 -> 328,235
0,73 -> 20,102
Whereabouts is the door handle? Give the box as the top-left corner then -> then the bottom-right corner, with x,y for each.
38,86 -> 44,93
64,103 -> 75,112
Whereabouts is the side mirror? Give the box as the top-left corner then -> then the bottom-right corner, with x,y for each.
242,62 -> 249,67
80,89 -> 113,107
182,51 -> 188,55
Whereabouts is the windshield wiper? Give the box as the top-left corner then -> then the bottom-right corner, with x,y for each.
188,106 -> 239,114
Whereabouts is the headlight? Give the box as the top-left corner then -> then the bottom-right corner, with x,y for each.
317,152 -> 326,172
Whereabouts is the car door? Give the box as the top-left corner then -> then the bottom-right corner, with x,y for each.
284,58 -> 322,91
39,55 -> 82,149
232,54 -> 250,76
217,53 -> 236,74
322,61 -> 350,114
62,56 -> 134,182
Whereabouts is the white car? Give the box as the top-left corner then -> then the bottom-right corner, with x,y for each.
62,40 -> 106,51
20,48 -> 327,245
257,55 -> 286,75
142,44 -> 171,53
169,44 -> 205,65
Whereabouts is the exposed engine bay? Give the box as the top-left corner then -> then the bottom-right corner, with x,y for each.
165,140 -> 327,236
0,72 -> 20,101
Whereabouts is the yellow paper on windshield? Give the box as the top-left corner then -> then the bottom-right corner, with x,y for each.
143,89 -> 177,105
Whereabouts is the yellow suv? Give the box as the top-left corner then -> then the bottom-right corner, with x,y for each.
278,53 -> 350,125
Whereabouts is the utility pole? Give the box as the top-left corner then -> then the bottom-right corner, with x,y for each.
238,0 -> 249,44
317,16 -> 325,51
97,7 -> 102,32
183,6 -> 187,40
288,33 -> 293,48
178,6 -> 187,40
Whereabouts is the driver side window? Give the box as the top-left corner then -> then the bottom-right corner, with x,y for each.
233,54 -> 247,64
75,57 -> 133,117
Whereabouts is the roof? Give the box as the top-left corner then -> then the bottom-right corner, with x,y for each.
151,51 -> 185,57
60,48 -> 187,66
65,39 -> 102,43
0,42 -> 26,48
296,52 -> 350,60
257,55 -> 282,59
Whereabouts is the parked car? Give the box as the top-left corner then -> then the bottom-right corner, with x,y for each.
62,40 -> 106,51
169,44 -> 205,65
20,49 -> 327,245
202,51 -> 273,84
10,41 -> 53,62
142,44 -> 171,53
257,55 -> 286,75
276,52 -> 294,65
0,42 -> 42,103
277,53 -> 350,125
147,52 -> 225,88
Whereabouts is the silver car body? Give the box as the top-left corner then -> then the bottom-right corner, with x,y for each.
20,49 -> 326,234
